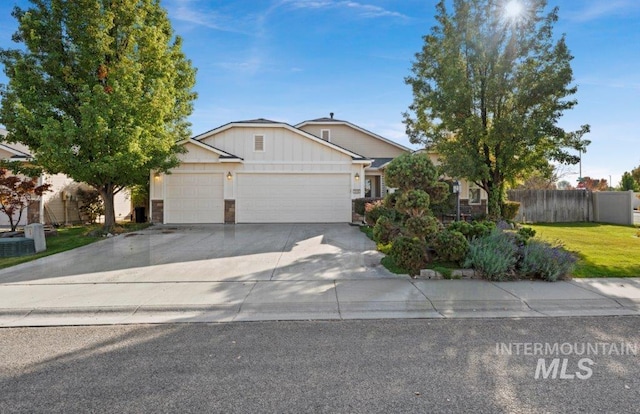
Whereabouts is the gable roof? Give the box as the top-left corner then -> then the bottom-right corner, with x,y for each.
177,138 -> 243,162
193,120 -> 371,163
295,118 -> 412,153
0,129 -> 32,160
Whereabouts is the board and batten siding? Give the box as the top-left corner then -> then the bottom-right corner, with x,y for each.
298,124 -> 407,158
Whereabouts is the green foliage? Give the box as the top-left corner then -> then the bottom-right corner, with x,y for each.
425,181 -> 450,207
396,189 -> 431,217
447,220 -> 494,240
520,240 -> 577,281
76,187 -> 104,224
380,255 -> 409,275
0,0 -> 197,230
618,171 -> 639,191
501,201 -> 521,221
359,225 -> 374,240
405,215 -> 442,241
390,236 -> 428,276
373,216 -> 401,244
377,242 -> 393,255
463,230 -> 518,281
364,200 -> 397,226
515,227 -> 536,245
354,197 -> 383,216
404,0 -> 590,220
432,230 -> 469,263
384,152 -> 440,191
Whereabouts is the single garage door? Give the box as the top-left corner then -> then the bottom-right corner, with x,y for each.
164,173 -> 224,223
236,173 -> 351,223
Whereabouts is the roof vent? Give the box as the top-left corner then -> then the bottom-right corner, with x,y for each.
330,112 -> 334,119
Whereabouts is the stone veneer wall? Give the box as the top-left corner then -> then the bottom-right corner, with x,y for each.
151,200 -> 164,223
224,200 -> 236,224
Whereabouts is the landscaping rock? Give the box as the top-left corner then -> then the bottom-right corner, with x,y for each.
418,269 -> 443,279
451,269 -> 477,279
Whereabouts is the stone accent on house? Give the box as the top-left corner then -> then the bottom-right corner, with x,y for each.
27,200 -> 40,224
460,199 -> 488,216
224,200 -> 236,224
151,200 -> 164,223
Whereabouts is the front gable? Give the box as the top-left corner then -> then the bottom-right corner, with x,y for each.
296,119 -> 410,159
195,121 -> 368,165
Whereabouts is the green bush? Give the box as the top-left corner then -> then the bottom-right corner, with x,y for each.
377,242 -> 393,255
433,230 -> 469,263
405,215 -> 441,241
520,240 -> 577,281
373,216 -> 400,244
396,189 -> 431,217
515,226 -> 536,245
502,201 -> 521,221
463,230 -> 518,281
390,236 -> 428,276
447,220 -> 494,240
364,200 -> 396,226
354,197 -> 383,216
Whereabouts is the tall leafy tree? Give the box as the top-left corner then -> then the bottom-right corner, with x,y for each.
404,0 -> 590,219
0,0 -> 196,230
619,171 -> 639,191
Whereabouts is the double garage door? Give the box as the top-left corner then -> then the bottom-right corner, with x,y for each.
164,172 -> 351,223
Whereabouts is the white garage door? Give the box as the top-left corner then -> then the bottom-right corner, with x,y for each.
164,173 -> 224,224
236,173 -> 351,223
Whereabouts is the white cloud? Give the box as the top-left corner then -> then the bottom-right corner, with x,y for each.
280,0 -> 408,19
566,0 -> 640,22
168,0 -> 253,34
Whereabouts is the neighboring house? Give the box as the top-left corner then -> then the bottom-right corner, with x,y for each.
414,149 -> 488,215
150,118 -> 376,224
0,128 -> 131,227
296,114 -> 411,198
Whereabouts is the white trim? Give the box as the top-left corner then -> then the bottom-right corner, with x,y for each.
177,138 -> 241,160
193,122 -> 367,160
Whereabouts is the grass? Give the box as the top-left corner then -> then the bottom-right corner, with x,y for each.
527,222 -> 640,278
0,222 -> 151,270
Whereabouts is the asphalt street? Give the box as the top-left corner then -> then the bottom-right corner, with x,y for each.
1,316 -> 639,413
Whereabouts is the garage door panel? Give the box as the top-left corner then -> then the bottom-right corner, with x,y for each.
165,173 -> 224,224
237,173 -> 351,223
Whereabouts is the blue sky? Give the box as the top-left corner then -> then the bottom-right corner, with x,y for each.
1,0 -> 639,186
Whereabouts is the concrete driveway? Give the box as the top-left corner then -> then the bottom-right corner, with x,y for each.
0,224 -> 392,284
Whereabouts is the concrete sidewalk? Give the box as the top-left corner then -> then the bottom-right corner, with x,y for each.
1,277 -> 639,327
0,224 -> 638,327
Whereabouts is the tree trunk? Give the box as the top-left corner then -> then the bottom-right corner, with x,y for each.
486,183 -> 503,221
99,183 -> 116,232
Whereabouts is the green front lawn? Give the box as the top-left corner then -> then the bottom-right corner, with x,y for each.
528,223 -> 640,277
0,223 -> 151,270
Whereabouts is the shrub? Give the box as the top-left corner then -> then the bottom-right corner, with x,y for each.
515,226 -> 536,245
520,240 -> 577,281
447,220 -> 494,240
463,230 -> 518,281
77,187 -> 104,224
405,215 -> 441,241
377,242 -> 393,255
396,189 -> 431,217
432,230 -> 469,263
502,201 -> 521,221
390,236 -> 428,276
373,216 -> 401,244
364,200 -> 396,226
354,197 -> 383,216
383,192 -> 400,209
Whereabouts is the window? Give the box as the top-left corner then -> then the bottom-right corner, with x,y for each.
254,134 -> 265,152
320,129 -> 330,141
469,186 -> 481,205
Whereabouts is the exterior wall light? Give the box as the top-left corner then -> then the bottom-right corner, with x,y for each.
154,172 -> 161,180
227,172 -> 233,180
354,173 -> 360,181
